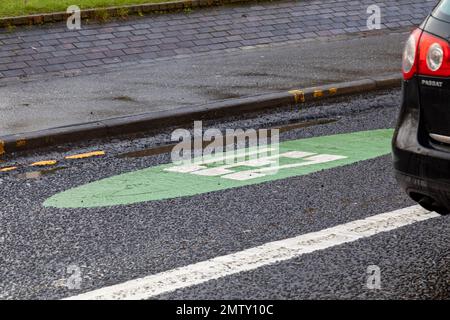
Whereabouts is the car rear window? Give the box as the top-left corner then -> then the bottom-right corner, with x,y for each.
434,0 -> 450,22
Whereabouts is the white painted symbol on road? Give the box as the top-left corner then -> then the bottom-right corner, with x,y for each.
164,149 -> 347,181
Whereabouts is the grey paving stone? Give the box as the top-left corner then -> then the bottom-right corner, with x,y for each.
0,0 -> 437,81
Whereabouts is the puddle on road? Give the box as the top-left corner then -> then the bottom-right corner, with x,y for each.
118,144 -> 175,159
111,96 -> 137,103
15,167 -> 67,180
276,118 -> 337,133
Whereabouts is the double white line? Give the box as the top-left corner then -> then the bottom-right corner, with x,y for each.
65,206 -> 440,300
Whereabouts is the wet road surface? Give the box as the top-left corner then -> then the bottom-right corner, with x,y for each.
0,89 -> 448,299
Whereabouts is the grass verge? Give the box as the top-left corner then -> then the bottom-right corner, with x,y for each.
0,0 -> 172,18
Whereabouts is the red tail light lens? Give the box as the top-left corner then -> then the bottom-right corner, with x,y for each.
402,29 -> 450,80
418,31 -> 450,77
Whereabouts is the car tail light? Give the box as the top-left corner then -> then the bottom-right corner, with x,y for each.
402,29 -> 421,80
402,28 -> 450,80
418,32 -> 450,77
426,43 -> 444,71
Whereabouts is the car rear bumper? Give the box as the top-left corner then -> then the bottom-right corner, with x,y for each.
392,77 -> 450,210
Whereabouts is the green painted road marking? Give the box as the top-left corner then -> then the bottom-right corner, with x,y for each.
44,129 -> 394,208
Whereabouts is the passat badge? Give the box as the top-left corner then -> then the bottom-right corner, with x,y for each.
422,79 -> 443,88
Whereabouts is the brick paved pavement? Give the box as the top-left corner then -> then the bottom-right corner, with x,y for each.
0,0 -> 437,81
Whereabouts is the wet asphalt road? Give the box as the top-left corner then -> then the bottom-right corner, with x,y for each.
0,89 -> 449,300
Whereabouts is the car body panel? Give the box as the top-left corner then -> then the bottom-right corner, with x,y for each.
393,5 -> 450,214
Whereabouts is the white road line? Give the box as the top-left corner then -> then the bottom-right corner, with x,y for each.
65,206 -> 440,300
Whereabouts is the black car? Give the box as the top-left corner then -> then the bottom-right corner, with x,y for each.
393,0 -> 450,215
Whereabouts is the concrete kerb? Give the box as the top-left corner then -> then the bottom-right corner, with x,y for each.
0,74 -> 402,156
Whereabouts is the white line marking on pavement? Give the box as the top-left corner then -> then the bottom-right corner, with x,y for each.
65,206 -> 440,300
